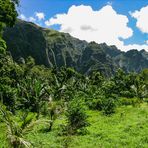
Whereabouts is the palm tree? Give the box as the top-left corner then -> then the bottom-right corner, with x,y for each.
0,104 -> 31,148
0,104 -> 50,148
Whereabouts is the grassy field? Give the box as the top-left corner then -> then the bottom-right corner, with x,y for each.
1,103 -> 148,148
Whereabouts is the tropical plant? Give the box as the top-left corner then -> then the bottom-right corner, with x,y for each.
102,96 -> 116,115
0,104 -> 31,148
17,78 -> 49,118
0,103 -> 52,147
0,38 -> 6,54
0,0 -> 18,26
65,98 -> 89,135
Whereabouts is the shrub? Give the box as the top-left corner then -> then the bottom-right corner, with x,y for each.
120,90 -> 134,98
87,98 -> 103,111
143,98 -> 148,104
0,38 -> 7,54
120,97 -> 141,107
65,98 -> 89,135
102,97 -> 116,115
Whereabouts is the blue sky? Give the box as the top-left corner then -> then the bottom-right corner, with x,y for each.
18,0 -> 148,51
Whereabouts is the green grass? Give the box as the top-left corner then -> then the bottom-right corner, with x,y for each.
1,104 -> 148,148
71,104 -> 148,148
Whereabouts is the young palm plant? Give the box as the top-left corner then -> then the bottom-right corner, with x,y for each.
0,103 -> 51,148
0,103 -> 31,148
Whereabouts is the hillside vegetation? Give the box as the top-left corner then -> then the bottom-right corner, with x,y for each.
0,0 -> 148,147
0,52 -> 148,147
3,20 -> 148,76
1,104 -> 148,147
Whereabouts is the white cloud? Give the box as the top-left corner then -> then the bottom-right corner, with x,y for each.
146,40 -> 148,45
19,14 -> 27,20
122,44 -> 148,51
130,5 -> 148,33
45,20 -> 50,26
35,12 -> 45,20
19,14 -> 36,23
18,12 -> 45,25
29,17 -> 36,22
45,5 -> 146,51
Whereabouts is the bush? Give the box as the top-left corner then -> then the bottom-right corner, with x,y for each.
65,98 -> 89,135
0,38 -> 6,54
86,95 -> 117,115
120,90 -> 134,98
144,98 -> 148,104
102,97 -> 116,115
86,98 -> 103,110
120,97 -> 141,107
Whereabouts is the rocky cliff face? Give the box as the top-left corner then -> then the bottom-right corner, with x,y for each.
3,19 -> 148,75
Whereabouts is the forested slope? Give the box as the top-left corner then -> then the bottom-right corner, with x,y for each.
3,19 -> 148,75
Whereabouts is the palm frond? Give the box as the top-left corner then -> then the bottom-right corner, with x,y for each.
23,119 -> 52,134
18,137 -> 31,148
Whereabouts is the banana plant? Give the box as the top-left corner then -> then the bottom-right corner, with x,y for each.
17,77 -> 50,119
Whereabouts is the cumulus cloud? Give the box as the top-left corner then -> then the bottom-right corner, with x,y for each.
45,20 -> 50,26
19,14 -> 36,23
146,40 -> 148,45
29,17 -> 36,22
18,12 -> 45,25
45,5 -> 148,51
123,44 -> 148,51
45,5 -> 141,51
130,5 -> 148,33
80,25 -> 96,31
35,12 -> 45,20
19,14 -> 27,20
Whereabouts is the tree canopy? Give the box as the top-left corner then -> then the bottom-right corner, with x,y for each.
0,0 -> 18,29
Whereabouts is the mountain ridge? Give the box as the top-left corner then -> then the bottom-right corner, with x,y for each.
3,19 -> 148,75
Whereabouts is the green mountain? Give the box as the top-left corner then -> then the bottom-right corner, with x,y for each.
114,49 -> 148,72
79,42 -> 116,76
3,19 -> 148,75
3,19 -> 87,68
97,43 -> 148,73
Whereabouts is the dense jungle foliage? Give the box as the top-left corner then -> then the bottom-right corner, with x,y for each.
0,0 -> 148,147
